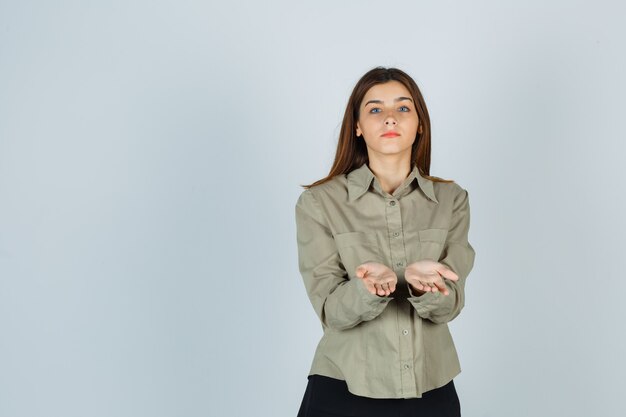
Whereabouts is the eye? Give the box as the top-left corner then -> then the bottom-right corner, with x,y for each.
369,107 -> 381,113
399,105 -> 410,112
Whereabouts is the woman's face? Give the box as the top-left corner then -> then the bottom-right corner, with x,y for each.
355,80 -> 420,160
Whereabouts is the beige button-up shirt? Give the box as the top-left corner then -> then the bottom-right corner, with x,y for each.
295,162 -> 475,399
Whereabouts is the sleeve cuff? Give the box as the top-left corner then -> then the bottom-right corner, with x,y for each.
406,283 -> 440,314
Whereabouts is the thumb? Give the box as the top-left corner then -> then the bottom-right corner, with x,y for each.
355,265 -> 368,278
437,264 -> 459,281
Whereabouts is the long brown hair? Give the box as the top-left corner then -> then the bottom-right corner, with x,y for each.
300,66 -> 453,189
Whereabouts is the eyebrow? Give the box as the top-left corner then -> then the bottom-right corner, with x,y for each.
364,97 -> 413,107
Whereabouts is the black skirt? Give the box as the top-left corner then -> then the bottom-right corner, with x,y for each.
297,374 -> 461,417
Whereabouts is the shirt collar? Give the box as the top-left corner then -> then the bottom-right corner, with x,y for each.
347,162 -> 439,203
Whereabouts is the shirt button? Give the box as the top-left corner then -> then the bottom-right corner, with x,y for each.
396,261 -> 404,267
389,200 -> 396,206
393,232 -> 400,237
402,329 -> 409,335
404,364 -> 411,369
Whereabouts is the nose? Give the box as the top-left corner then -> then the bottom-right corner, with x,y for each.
385,116 -> 397,126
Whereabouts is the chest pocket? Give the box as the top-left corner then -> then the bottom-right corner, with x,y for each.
418,228 -> 448,261
333,231 -> 382,278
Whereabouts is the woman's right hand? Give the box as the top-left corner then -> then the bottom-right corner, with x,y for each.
355,262 -> 398,297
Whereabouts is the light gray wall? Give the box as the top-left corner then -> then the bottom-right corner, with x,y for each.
1,1 -> 625,416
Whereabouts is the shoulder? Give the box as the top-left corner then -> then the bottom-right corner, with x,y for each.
432,179 -> 467,201
296,174 -> 347,206
431,179 -> 472,221
295,175 -> 347,226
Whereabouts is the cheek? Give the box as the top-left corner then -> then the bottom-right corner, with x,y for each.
400,113 -> 419,122
359,124 -> 379,140
397,117 -> 417,135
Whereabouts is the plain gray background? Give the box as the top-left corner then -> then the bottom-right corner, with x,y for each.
1,1 -> 625,416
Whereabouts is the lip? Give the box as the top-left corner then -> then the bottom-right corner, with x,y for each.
381,131 -> 400,138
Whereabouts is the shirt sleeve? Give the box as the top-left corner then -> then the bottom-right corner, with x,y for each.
407,187 -> 476,324
295,189 -> 393,331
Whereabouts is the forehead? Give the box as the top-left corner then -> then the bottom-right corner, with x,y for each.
362,81 -> 412,104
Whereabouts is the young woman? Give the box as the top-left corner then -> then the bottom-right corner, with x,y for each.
294,67 -> 476,417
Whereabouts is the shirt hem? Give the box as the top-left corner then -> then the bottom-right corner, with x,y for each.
308,364 -> 462,399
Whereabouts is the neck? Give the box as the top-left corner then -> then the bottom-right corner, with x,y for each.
367,156 -> 413,195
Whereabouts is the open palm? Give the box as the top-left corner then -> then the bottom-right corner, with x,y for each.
404,260 -> 458,296
355,261 -> 398,297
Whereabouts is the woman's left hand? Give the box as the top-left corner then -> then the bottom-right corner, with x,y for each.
404,260 -> 458,296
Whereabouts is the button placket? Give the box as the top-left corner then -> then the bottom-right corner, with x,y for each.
385,196 -> 416,395
386,199 -> 404,274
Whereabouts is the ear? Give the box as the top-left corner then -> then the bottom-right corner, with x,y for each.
356,121 -> 362,137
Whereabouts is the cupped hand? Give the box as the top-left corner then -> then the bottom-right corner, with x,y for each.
355,262 -> 398,297
404,260 -> 458,296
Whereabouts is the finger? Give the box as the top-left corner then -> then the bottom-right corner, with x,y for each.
436,264 -> 459,281
376,282 -> 384,296
381,283 -> 389,297
434,279 -> 449,295
374,283 -> 383,296
380,282 -> 391,296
